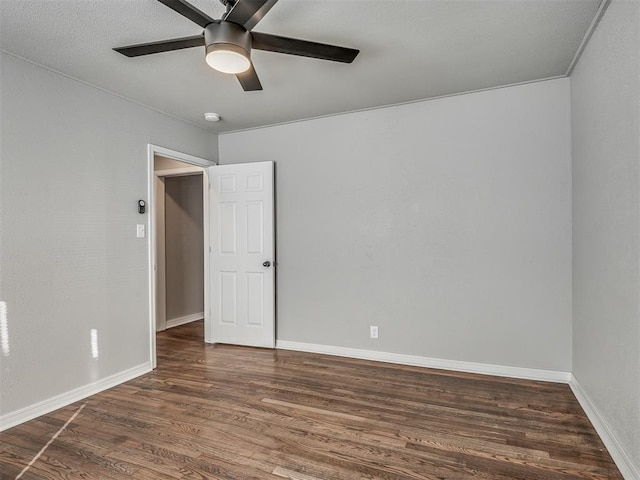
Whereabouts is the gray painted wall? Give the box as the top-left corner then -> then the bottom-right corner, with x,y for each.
220,78 -> 572,372
571,0 -> 640,474
165,175 -> 204,321
0,52 -> 217,415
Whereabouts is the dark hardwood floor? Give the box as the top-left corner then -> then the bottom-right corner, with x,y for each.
1,321 -> 623,479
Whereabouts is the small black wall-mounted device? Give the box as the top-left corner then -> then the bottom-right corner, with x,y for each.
138,200 -> 146,214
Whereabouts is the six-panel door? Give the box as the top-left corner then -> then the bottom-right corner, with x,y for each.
208,161 -> 275,347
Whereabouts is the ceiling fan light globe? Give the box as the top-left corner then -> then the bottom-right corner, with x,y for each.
206,48 -> 251,74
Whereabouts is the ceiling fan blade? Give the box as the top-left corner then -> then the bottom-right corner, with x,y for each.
224,0 -> 278,31
251,32 -> 359,63
157,0 -> 216,28
114,35 -> 205,57
236,64 -> 263,91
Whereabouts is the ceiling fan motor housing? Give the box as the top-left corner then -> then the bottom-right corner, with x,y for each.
205,21 -> 252,60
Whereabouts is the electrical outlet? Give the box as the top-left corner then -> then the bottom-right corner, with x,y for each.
370,325 -> 379,339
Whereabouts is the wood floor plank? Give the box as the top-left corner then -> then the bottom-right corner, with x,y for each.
0,320 -> 623,479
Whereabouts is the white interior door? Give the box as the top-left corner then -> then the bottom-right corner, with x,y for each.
208,161 -> 275,348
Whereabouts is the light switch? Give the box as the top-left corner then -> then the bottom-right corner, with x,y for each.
137,224 -> 145,238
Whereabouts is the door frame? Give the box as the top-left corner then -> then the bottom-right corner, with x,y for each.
147,144 -> 215,369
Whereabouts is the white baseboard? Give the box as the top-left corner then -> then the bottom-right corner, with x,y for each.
166,312 -> 203,329
569,375 -> 639,480
276,340 -> 571,383
0,362 -> 152,432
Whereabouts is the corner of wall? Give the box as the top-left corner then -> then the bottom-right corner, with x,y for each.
569,374 -> 640,480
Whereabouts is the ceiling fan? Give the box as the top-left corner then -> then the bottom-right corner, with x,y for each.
113,0 -> 360,91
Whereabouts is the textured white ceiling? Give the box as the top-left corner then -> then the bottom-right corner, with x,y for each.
0,0 -> 601,132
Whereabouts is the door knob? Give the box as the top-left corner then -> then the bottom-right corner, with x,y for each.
263,261 -> 271,267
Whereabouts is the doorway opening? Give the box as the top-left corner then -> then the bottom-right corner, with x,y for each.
155,160 -> 203,332
147,145 -> 213,369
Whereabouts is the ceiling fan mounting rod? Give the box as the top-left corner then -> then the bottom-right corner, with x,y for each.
219,0 -> 237,13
